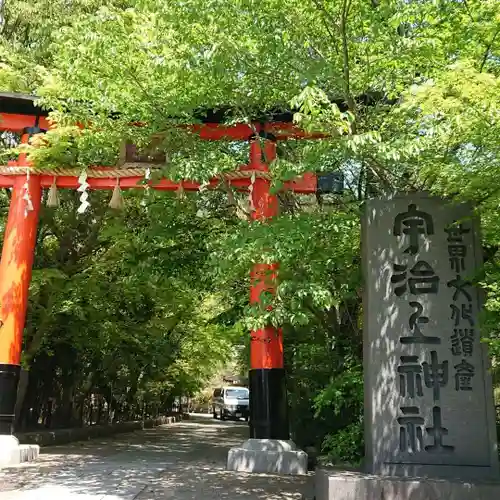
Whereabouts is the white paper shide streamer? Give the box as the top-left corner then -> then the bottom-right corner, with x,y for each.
198,180 -> 210,193
77,170 -> 90,214
22,170 -> 34,217
248,172 -> 256,211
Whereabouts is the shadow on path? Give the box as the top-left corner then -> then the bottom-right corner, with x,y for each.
0,415 -> 311,499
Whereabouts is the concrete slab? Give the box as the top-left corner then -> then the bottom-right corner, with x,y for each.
227,438 -> 308,475
315,468 -> 500,500
0,436 -> 39,468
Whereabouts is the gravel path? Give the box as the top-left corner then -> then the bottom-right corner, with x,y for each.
0,415 -> 312,499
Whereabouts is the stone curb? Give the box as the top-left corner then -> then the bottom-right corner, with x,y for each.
14,413 -> 187,447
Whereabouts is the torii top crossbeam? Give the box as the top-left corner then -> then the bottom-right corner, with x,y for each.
0,92 -> 319,193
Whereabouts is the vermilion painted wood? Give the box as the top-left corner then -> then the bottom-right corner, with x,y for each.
0,113 -> 319,192
0,175 -> 41,364
195,122 -> 327,141
249,264 -> 284,370
0,112 -> 326,140
0,113 -> 51,132
0,110 -> 316,429
0,170 -> 317,192
248,140 -> 284,370
0,174 -> 316,192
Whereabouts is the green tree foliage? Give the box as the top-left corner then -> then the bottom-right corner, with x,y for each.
4,189 -> 238,429
0,0 -> 498,460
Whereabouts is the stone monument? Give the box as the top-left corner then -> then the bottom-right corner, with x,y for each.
316,193 -> 500,500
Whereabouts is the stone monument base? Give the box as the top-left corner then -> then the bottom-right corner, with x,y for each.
0,435 -> 39,468
315,468 -> 500,500
227,439 -> 308,475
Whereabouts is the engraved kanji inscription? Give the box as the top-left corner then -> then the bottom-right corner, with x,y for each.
391,261 -> 439,296
393,204 -> 434,255
445,222 -> 470,243
397,406 -> 455,454
398,356 -> 424,398
454,359 -> 475,391
425,406 -> 455,453
447,275 -> 472,302
400,301 -> 440,345
448,244 -> 467,273
450,304 -> 474,327
451,328 -> 475,357
422,351 -> 449,402
398,406 -> 424,453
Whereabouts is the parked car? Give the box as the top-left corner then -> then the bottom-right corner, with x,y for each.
212,386 -> 249,421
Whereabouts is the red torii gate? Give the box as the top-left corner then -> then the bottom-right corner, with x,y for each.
0,93 -> 324,442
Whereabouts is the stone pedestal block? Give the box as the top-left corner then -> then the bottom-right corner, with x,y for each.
227,438 -> 308,475
315,468 -> 500,500
0,435 -> 39,468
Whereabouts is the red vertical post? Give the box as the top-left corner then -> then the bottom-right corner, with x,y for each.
248,133 -> 289,440
0,136 -> 42,434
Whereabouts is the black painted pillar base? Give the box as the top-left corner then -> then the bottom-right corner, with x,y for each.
0,364 -> 20,435
249,368 -> 289,440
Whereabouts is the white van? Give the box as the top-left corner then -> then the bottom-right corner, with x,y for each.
212,386 -> 249,421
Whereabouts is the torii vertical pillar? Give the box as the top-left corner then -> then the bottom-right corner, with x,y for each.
0,136 -> 42,464
227,135 -> 307,475
247,137 -> 289,440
